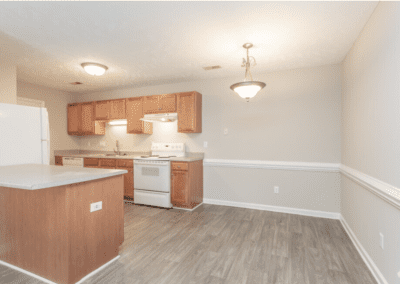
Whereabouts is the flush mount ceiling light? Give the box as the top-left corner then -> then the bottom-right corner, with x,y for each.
81,63 -> 108,76
230,43 -> 266,102
108,119 -> 127,126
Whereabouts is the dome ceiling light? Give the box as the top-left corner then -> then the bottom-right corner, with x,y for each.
81,62 -> 108,76
230,43 -> 266,102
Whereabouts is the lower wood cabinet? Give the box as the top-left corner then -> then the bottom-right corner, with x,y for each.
55,156 -> 63,166
82,157 -> 133,200
171,160 -> 203,209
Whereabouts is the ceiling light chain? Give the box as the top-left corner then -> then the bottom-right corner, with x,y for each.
230,43 -> 266,102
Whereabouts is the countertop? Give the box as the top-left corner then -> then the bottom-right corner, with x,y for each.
57,153 -> 204,162
0,164 -> 127,190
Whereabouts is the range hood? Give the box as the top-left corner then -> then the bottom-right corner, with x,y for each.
140,113 -> 178,123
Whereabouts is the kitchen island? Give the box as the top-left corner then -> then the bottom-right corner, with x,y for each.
0,164 -> 127,284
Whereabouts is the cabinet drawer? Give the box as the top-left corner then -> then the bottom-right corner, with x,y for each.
171,162 -> 188,171
117,159 -> 133,168
84,158 -> 99,167
99,159 -> 116,167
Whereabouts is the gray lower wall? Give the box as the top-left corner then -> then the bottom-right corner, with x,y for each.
205,166 -> 341,214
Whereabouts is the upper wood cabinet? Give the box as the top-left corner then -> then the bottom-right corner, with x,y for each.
68,103 -> 105,136
95,100 -> 110,120
95,99 -> 126,120
143,94 -> 176,114
110,99 -> 126,119
126,97 -> 152,134
177,91 -> 202,133
67,103 -> 81,135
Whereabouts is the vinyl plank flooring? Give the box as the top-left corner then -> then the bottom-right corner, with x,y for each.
0,203 -> 377,284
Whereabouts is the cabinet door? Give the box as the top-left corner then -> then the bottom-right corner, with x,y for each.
110,99 -> 126,119
143,95 -> 160,114
55,156 -> 63,166
81,102 -> 95,134
160,94 -> 176,112
95,100 -> 110,120
171,170 -> 189,206
126,97 -> 152,134
67,103 -> 81,135
177,93 -> 195,132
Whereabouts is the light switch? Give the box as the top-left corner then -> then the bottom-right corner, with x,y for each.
204,141 -> 208,148
90,201 -> 102,212
224,128 -> 228,135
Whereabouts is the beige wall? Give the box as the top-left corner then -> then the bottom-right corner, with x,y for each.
0,59 -> 17,104
75,64 -> 342,163
74,64 -> 342,214
342,2 -> 400,284
17,81 -> 80,165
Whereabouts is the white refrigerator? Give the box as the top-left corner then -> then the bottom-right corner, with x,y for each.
0,103 -> 50,166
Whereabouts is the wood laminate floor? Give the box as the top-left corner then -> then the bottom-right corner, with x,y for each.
0,203 -> 377,284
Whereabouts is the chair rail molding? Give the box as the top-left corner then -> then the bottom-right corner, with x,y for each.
340,164 -> 400,210
203,159 -> 340,172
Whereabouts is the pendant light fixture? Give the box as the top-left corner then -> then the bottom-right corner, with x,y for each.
81,63 -> 108,76
230,43 -> 266,102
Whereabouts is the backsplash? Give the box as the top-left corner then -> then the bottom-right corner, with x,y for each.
77,121 -> 204,153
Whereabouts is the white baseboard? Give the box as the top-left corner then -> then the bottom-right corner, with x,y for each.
203,198 -> 340,219
340,216 -> 387,284
173,202 -> 203,211
0,255 -> 120,284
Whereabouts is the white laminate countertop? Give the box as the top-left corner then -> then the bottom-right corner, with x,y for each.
0,164 -> 128,190
58,153 -> 204,162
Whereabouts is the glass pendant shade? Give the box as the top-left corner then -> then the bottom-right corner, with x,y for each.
230,43 -> 266,102
230,81 -> 266,101
81,63 -> 108,76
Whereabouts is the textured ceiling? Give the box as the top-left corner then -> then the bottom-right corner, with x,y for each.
0,1 -> 378,93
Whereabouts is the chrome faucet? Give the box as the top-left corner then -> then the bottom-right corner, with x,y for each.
114,140 -> 120,155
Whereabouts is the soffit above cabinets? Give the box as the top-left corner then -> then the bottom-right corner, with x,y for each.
0,1 -> 378,93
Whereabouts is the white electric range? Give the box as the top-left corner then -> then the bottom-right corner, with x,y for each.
133,143 -> 185,208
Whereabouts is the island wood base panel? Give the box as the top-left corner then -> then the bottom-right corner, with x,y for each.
0,175 -> 124,284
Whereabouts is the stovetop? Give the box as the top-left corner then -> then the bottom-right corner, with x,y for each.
134,143 -> 185,161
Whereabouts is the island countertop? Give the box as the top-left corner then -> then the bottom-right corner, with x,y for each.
0,164 -> 127,190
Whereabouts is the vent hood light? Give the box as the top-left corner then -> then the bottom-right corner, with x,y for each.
81,62 -> 108,76
108,119 -> 127,126
140,113 -> 178,123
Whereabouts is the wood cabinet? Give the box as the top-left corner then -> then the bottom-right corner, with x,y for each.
177,91 -> 202,133
82,157 -> 134,200
68,103 -> 105,136
84,157 -> 100,168
55,156 -> 63,166
67,103 -> 81,135
143,94 -> 176,114
171,160 -> 203,209
68,90 -> 202,136
126,97 -> 152,134
95,99 -> 126,120
95,100 -> 110,120
110,99 -> 126,120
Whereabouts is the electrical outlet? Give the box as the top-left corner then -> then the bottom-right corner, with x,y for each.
90,201 -> 102,212
224,128 -> 228,135
204,141 -> 208,148
88,142 -> 91,146
397,270 -> 400,278
274,186 -> 279,193
379,233 -> 384,249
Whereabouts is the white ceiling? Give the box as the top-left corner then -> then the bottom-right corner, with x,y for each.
0,1 -> 378,93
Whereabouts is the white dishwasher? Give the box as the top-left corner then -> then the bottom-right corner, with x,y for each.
62,157 -> 84,167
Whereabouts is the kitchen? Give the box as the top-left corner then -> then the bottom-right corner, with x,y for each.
0,1 -> 399,284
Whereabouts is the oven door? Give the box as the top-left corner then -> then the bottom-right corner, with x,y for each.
134,161 -> 170,193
